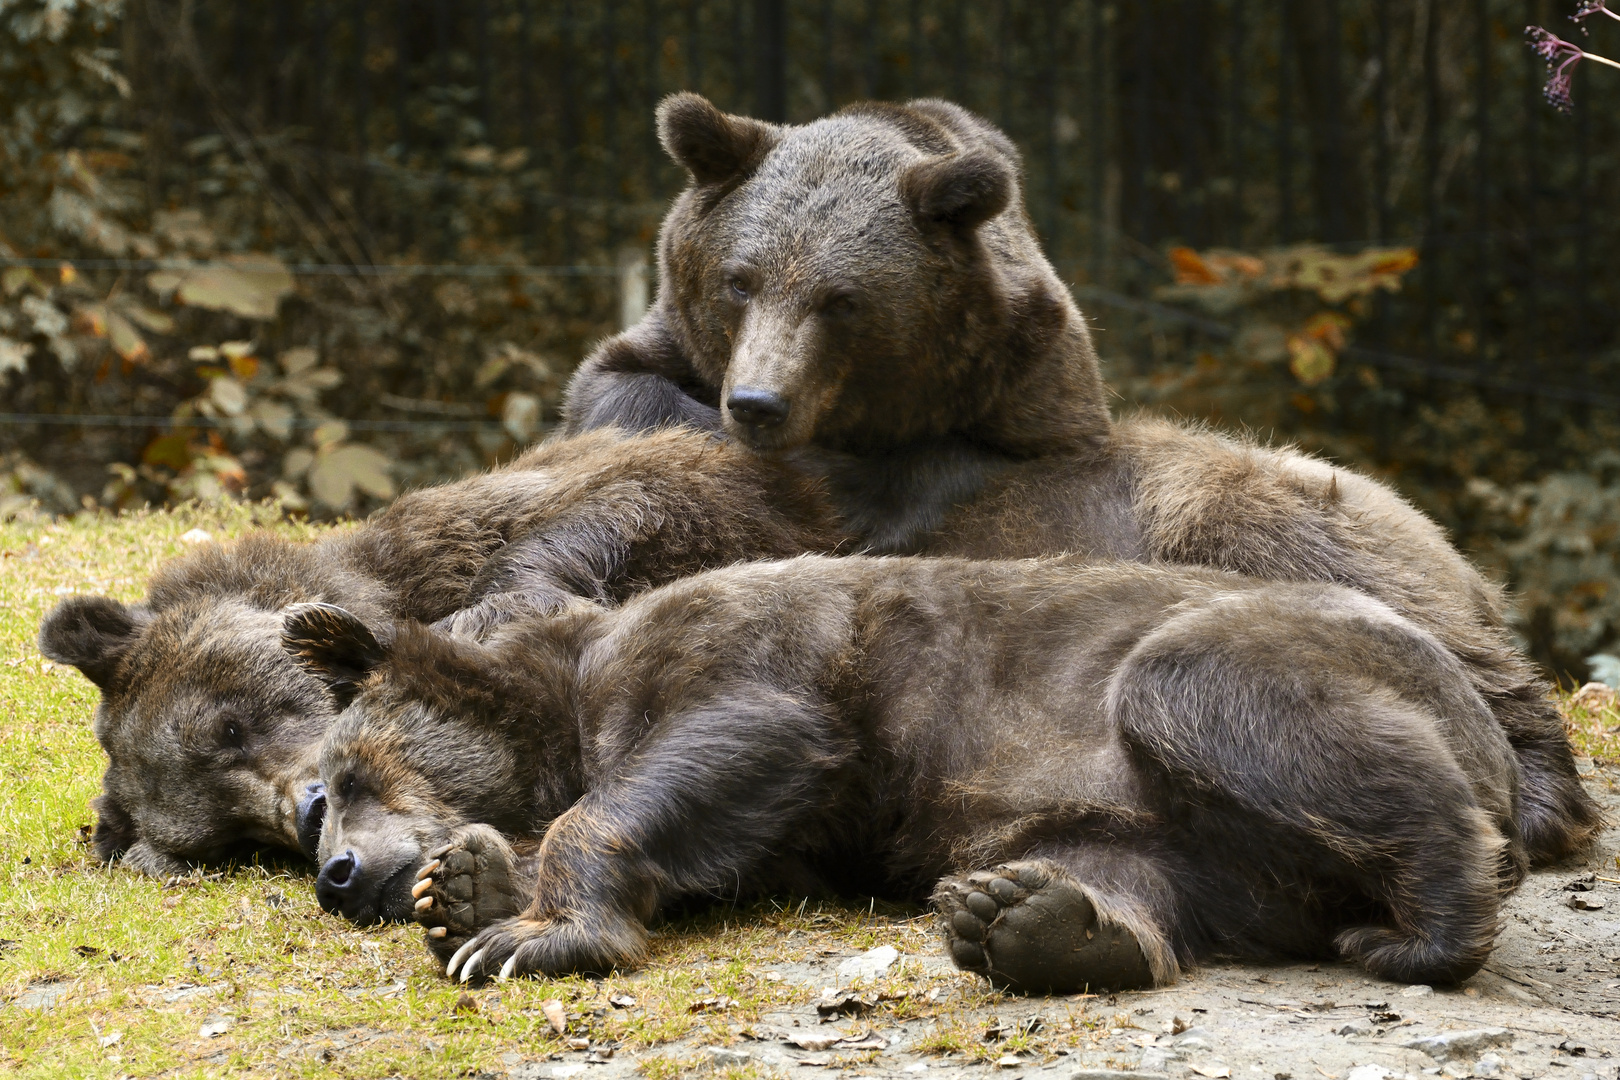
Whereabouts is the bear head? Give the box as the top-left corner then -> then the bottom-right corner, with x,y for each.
284,604 -> 579,924
653,93 -> 1112,458
36,534 -> 372,875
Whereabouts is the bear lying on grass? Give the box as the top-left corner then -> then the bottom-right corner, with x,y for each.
290,555 -> 1517,993
37,428 -> 843,877
561,92 -> 1598,867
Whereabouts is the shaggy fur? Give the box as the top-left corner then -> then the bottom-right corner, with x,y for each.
559,94 -> 1600,865
37,429 -> 844,876
297,555 -> 1519,992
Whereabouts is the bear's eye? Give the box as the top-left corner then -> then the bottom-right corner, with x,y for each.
220,718 -> 243,747
727,278 -> 750,302
822,293 -> 858,317
337,772 -> 356,801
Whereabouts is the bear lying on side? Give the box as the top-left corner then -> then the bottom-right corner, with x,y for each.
289,554 -> 1518,993
561,93 -> 1599,868
37,428 -> 843,877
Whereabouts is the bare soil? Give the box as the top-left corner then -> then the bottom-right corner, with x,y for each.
530,765 -> 1620,1080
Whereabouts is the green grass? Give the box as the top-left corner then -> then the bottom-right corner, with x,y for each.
0,505 -> 1036,1077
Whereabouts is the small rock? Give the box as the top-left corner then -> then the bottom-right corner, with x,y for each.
1567,894 -> 1605,911
199,1016 -> 232,1038
837,945 -> 899,981
1335,1019 -> 1374,1036
1564,873 -> 1597,892
787,1031 -> 841,1052
1401,985 -> 1434,998
1139,1046 -> 1179,1071
11,983 -> 66,1011
1403,1028 -> 1513,1062
1474,1053 -> 1506,1077
1346,1067 -> 1390,1080
708,1047 -> 752,1067
607,993 -> 636,1008
179,528 -> 214,545
1173,1027 -> 1217,1051
995,1055 -> 1023,1068
566,1037 -> 589,1051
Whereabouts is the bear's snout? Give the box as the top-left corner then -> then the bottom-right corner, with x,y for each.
726,386 -> 790,429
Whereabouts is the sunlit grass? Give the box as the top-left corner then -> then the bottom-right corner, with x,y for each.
1557,681 -> 1620,766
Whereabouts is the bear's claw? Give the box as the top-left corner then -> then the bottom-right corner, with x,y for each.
411,824 -> 524,963
934,859 -> 1156,994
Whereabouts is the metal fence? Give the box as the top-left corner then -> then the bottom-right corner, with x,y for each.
154,0 -> 1617,395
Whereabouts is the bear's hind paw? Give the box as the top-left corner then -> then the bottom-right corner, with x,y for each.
934,859 -> 1158,995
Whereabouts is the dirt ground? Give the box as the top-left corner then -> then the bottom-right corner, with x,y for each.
541,765 -> 1620,1080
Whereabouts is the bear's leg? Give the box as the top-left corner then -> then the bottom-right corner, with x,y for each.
1493,688 -> 1604,865
443,688 -> 850,982
411,824 -> 529,964
561,325 -> 722,437
1111,602 -> 1510,985
934,849 -> 1177,994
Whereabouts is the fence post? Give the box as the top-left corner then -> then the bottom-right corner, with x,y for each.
618,247 -> 651,331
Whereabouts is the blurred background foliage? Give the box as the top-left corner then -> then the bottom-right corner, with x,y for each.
1,0 -> 1617,680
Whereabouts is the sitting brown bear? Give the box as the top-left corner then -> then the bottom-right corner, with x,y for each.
37,428 -> 843,876
289,555 -> 1518,993
561,93 -> 1598,867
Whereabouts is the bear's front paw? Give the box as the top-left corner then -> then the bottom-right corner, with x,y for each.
442,906 -> 648,984
411,824 -> 524,962
934,859 -> 1156,994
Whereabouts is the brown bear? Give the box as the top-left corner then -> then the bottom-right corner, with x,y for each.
289,554 -> 1517,993
560,92 -> 1599,866
37,428 -> 845,877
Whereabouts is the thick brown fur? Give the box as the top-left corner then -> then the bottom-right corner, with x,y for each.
559,94 -> 1600,865
36,428 -> 845,876
300,555 -> 1520,992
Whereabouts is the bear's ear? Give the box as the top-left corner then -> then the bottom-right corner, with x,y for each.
90,791 -> 138,863
38,595 -> 150,692
280,603 -> 387,708
657,92 -> 778,186
900,149 -> 1014,231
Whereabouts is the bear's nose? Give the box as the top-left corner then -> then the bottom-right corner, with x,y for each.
315,849 -> 362,915
726,386 -> 790,428
295,781 -> 327,861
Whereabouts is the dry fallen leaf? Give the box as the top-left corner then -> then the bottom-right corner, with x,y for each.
541,998 -> 567,1034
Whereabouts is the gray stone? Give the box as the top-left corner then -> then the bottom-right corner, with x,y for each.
1072,1071 -> 1170,1080
707,1047 -> 752,1067
1402,1028 -> 1513,1062
837,944 -> 899,980
10,983 -> 66,1011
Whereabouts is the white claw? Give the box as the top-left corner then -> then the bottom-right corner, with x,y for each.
427,926 -> 448,939
459,948 -> 487,983
414,896 -> 433,913
499,955 -> 518,981
416,859 -> 441,881
412,877 -> 434,899
447,938 -> 478,979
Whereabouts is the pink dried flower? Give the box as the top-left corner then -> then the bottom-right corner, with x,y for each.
1526,23 -> 1620,112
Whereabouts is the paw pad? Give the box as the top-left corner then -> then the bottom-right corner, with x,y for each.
935,859 -> 1155,994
